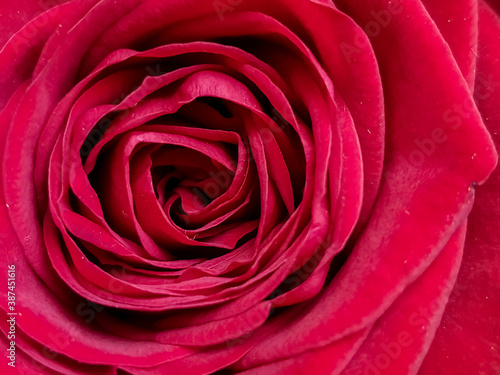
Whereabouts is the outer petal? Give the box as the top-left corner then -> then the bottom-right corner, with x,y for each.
419,2 -> 500,373
420,0 -> 478,88
0,0 -> 72,47
342,223 -> 467,375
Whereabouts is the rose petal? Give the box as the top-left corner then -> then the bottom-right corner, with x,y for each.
419,2 -> 500,372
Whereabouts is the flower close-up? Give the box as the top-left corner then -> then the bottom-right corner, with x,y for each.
1,0 -> 499,374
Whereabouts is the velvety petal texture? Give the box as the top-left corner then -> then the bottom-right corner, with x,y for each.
0,0 -> 498,374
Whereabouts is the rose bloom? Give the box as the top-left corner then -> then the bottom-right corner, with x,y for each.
1,0 -> 499,373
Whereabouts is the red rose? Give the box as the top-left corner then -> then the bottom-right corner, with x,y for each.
1,0 -> 499,374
